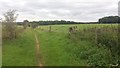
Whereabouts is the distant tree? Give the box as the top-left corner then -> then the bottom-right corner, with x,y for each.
31,22 -> 38,29
3,9 -> 18,39
98,16 -> 120,23
23,20 -> 29,29
34,20 -> 77,25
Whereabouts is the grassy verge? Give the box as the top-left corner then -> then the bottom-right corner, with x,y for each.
2,29 -> 37,66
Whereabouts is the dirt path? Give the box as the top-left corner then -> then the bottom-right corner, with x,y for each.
34,33 -> 44,67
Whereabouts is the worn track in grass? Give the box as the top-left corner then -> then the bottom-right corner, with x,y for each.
35,33 -> 44,68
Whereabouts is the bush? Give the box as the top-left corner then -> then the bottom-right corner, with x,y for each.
2,27 -> 24,40
2,10 -> 19,39
68,25 -> 119,66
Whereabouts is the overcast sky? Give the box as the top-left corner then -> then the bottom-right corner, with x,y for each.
0,0 -> 119,22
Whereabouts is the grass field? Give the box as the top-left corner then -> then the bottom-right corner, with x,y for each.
2,24 -> 118,66
2,28 -> 37,66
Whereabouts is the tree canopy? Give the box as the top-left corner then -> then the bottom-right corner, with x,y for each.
98,16 -> 120,23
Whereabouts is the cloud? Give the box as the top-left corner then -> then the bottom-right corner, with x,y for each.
0,0 -> 119,22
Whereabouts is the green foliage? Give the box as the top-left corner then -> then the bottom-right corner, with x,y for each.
68,25 -> 119,66
65,38 -> 114,66
99,16 -> 120,23
87,49 -> 113,66
33,20 -> 77,25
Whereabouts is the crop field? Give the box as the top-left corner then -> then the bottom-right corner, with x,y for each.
2,24 -> 119,66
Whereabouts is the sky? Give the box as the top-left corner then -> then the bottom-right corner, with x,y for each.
0,0 -> 119,22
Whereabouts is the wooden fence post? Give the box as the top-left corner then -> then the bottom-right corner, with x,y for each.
95,27 -> 98,45
49,26 -> 51,32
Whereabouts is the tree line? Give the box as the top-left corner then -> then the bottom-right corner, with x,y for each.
98,16 -> 120,24
17,16 -> 120,26
17,20 -> 78,25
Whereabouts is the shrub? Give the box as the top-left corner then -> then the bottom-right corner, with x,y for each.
2,10 -> 18,39
68,25 -> 119,66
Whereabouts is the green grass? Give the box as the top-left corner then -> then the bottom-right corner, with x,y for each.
35,24 -> 117,66
2,29 -> 37,66
35,30 -> 111,66
2,24 -> 118,66
35,30 -> 83,66
38,24 -> 117,32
